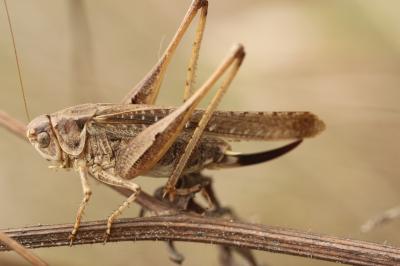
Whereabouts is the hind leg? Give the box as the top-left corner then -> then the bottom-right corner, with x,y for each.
122,0 -> 208,105
164,45 -> 246,198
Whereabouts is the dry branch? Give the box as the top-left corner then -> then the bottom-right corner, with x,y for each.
0,231 -> 47,266
2,110 -> 400,266
1,215 -> 400,266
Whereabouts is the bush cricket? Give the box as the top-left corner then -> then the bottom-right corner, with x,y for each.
7,0 -> 325,245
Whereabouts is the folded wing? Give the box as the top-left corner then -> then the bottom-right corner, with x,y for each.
94,104 -> 325,141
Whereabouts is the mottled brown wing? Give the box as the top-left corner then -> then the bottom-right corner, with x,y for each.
93,104 -> 325,141
189,110 -> 325,141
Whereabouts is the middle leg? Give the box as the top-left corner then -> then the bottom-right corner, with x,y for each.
90,167 -> 140,241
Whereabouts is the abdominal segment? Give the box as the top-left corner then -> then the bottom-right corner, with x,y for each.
146,136 -> 230,177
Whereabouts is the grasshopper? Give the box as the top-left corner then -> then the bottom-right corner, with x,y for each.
23,0 -> 325,244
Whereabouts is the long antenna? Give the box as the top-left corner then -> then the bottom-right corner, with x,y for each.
3,0 -> 31,122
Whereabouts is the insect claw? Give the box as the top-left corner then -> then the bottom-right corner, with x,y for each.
68,233 -> 75,247
163,185 -> 177,202
103,231 -> 110,245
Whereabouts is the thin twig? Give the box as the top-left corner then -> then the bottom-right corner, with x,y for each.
0,231 -> 47,266
0,215 -> 400,266
0,110 -> 26,140
362,205 -> 400,232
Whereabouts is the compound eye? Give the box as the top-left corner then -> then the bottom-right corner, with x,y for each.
37,132 -> 50,148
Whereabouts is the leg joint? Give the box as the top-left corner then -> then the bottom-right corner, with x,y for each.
232,44 -> 246,62
194,0 -> 208,9
199,0 -> 208,9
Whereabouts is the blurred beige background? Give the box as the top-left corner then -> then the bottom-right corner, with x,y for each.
1,0 -> 400,265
